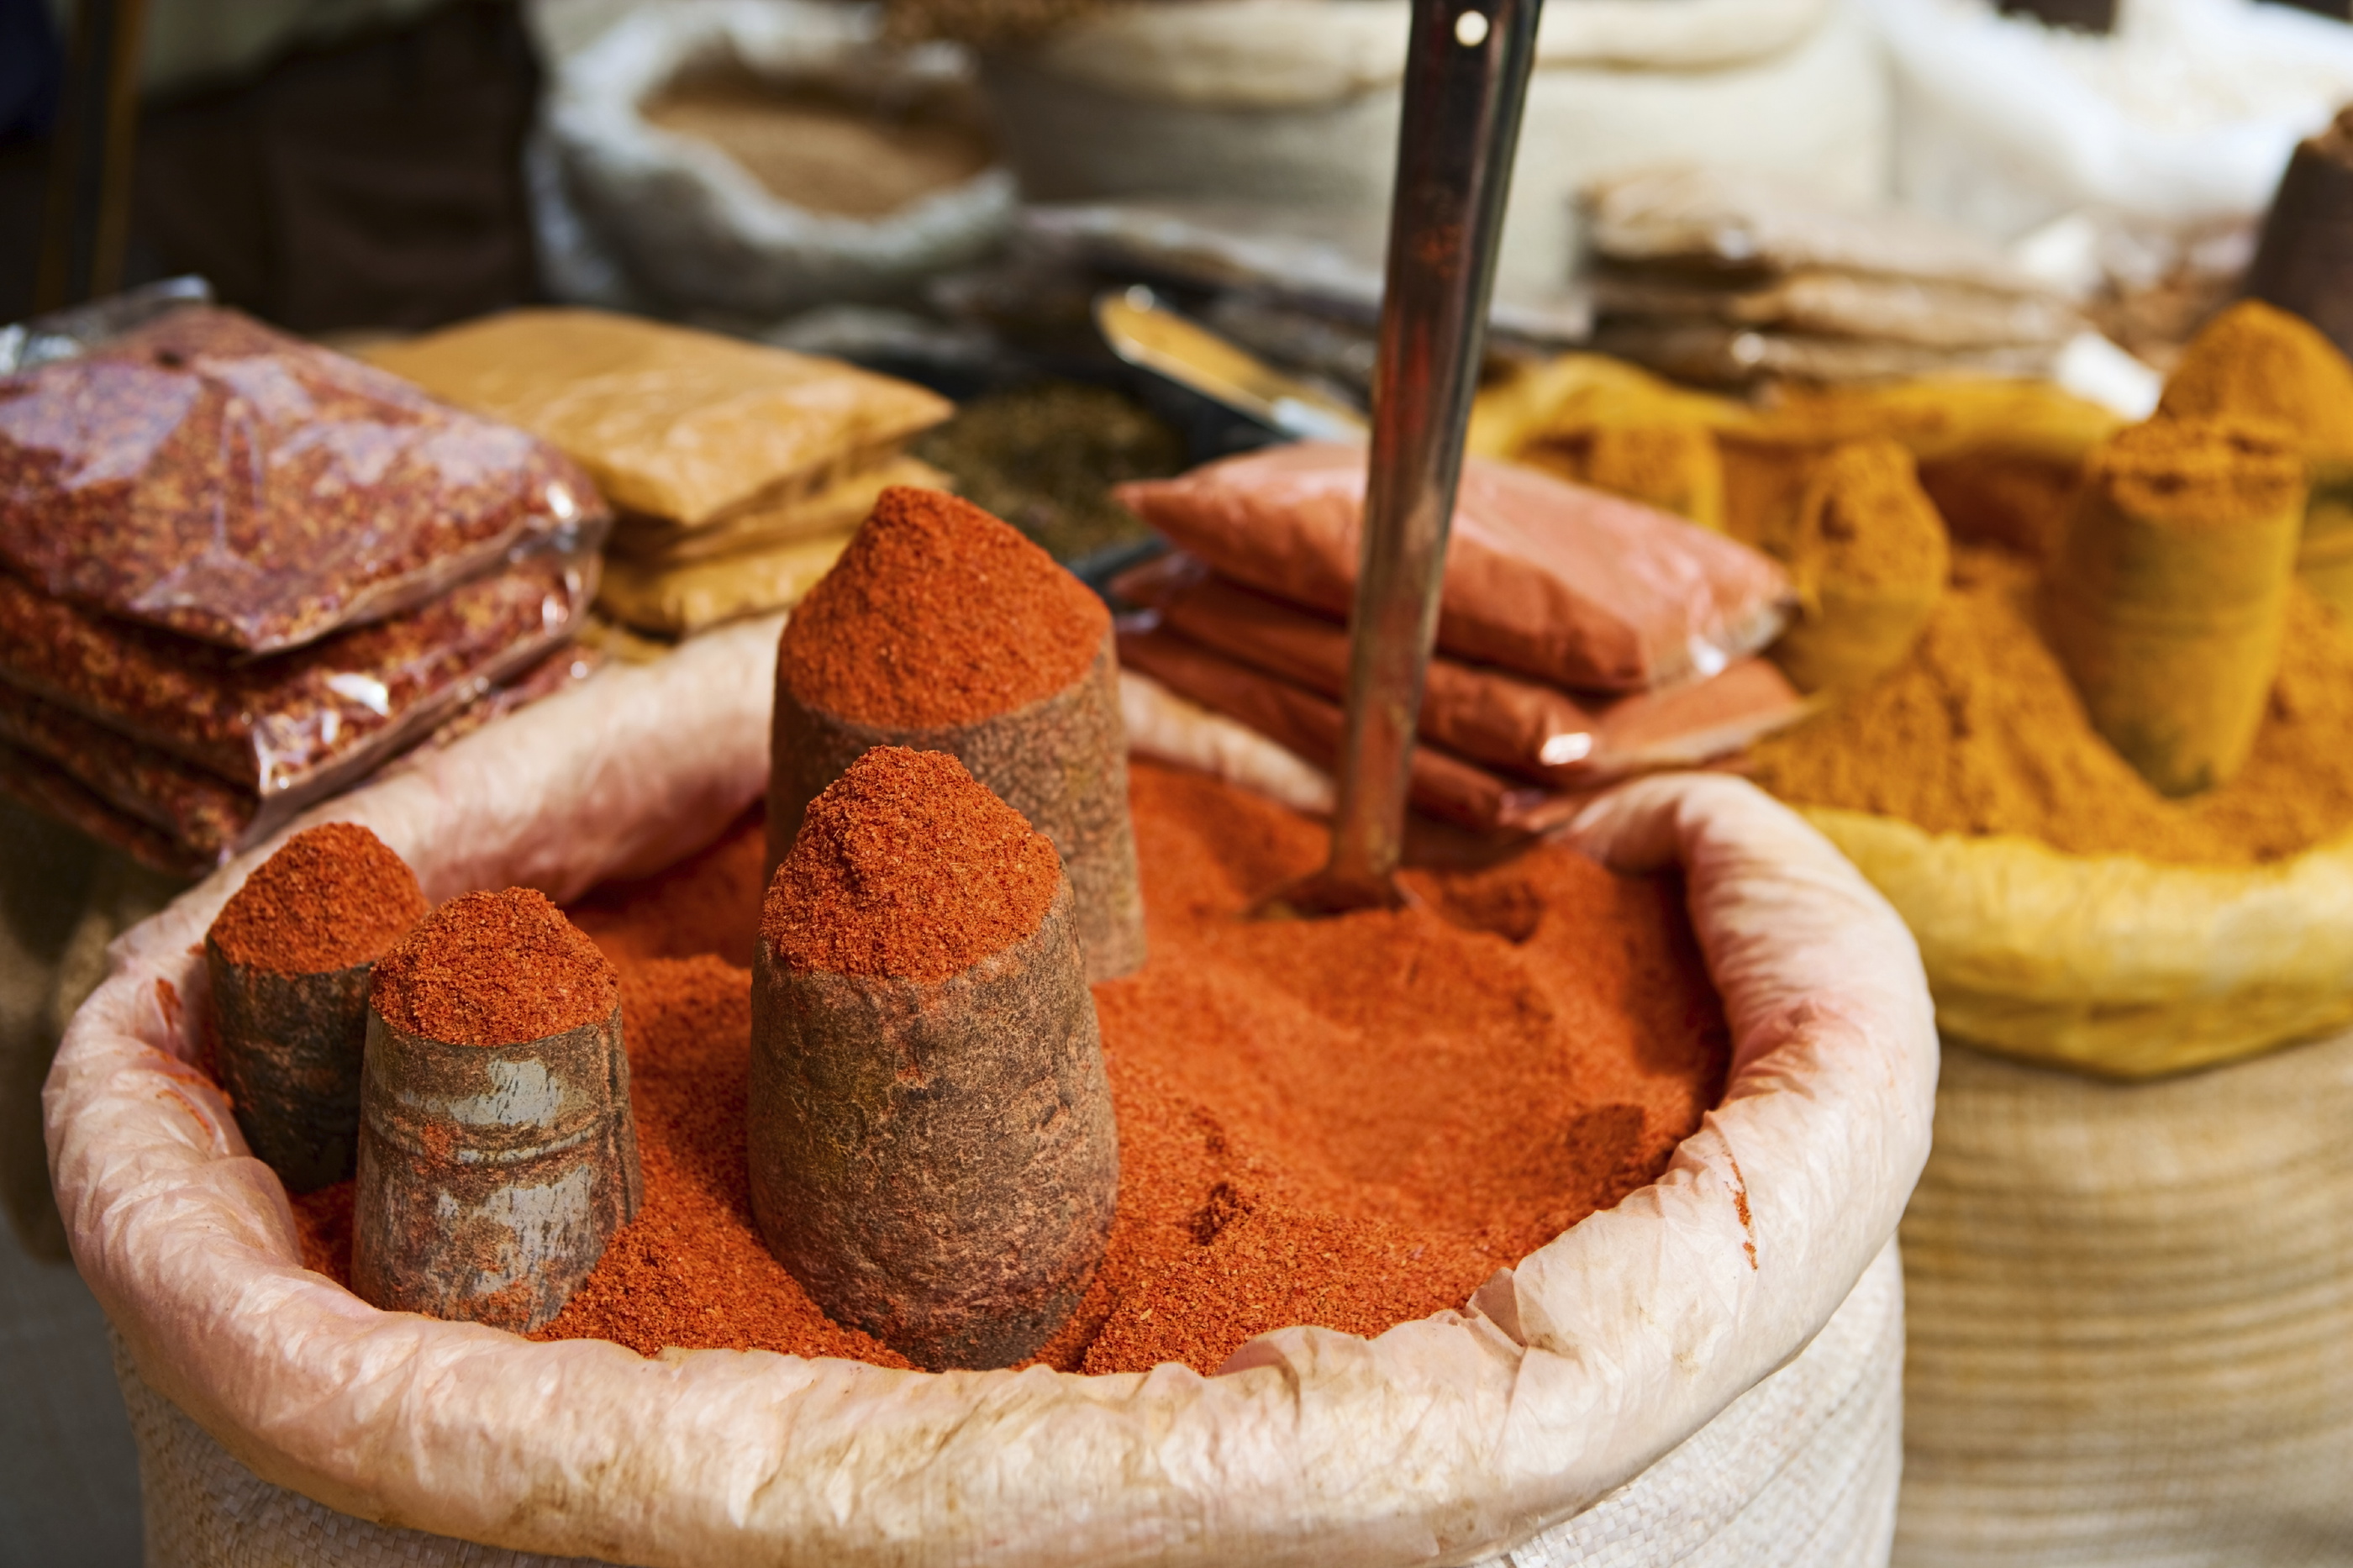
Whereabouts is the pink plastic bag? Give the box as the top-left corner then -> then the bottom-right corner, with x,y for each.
1116,443 -> 1792,692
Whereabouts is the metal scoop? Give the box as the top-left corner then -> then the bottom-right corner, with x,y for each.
1271,0 -> 1545,915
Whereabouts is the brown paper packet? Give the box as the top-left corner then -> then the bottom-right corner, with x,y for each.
362,308 -> 952,526
611,458 -> 951,566
1115,557 -> 1806,787
597,531 -> 854,638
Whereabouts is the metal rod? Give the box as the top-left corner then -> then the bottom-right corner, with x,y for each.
1309,0 -> 1544,909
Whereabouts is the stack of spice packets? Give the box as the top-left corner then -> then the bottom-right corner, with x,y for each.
1584,165 -> 2081,387
1113,443 -> 1808,833
0,305 -> 609,874
365,310 -> 953,639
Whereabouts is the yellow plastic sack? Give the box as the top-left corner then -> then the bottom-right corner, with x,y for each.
1804,805 -> 2353,1078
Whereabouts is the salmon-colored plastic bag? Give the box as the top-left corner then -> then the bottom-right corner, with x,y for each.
1116,442 -> 1792,692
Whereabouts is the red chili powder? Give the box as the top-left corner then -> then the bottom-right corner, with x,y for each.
207,822 -> 427,974
371,887 -> 618,1047
776,486 -> 1109,729
293,762 -> 1727,1375
766,747 -> 1060,983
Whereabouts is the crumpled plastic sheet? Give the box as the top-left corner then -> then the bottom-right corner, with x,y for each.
45,615 -> 1936,1568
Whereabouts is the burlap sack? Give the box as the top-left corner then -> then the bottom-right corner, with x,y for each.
1893,1032 -> 2353,1568
48,623 -> 1936,1567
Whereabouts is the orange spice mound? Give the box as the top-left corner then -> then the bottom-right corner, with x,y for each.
776,486 -> 1109,729
292,763 -> 1727,1374
535,956 -> 910,1365
371,887 -> 617,1047
764,747 -> 1060,982
208,822 -> 426,974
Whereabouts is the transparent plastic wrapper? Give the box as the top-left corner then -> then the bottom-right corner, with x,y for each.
0,553 -> 596,839
0,307 -> 608,654
1116,555 -> 1807,789
0,686 -> 254,867
1117,442 -> 1792,692
48,616 -> 1935,1565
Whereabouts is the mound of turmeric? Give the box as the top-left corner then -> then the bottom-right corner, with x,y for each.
2157,301 -> 2353,460
1747,547 -> 2353,865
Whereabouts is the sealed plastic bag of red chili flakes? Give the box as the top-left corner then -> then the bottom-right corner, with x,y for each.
0,553 -> 595,872
0,305 -> 606,653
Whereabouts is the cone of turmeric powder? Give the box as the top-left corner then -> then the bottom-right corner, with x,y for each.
2043,418 -> 2308,797
204,823 -> 428,1192
750,747 -> 1119,1371
770,486 -> 1145,981
2157,301 -> 2353,618
1756,439 -> 1950,693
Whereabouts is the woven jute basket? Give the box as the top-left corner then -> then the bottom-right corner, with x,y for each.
1782,806 -> 2353,1565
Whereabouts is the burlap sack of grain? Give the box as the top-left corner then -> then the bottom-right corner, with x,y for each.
982,0 -> 1888,303
1786,805 -> 2353,1566
49,622 -> 1935,1568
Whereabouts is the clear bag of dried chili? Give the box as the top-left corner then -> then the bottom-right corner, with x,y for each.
0,305 -> 608,653
0,549 -> 597,870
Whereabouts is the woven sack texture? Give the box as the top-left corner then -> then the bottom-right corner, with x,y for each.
982,0 -> 1887,302
1894,1033 -> 2353,1567
1803,808 -> 2353,1077
117,1244 -> 1902,1568
50,624 -> 1935,1567
542,1 -> 1014,316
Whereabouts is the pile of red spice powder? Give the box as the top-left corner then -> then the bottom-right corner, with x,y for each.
295,763 -> 1728,1375
208,822 -> 427,975
371,887 -> 618,1047
776,487 -> 1110,729
767,747 -> 1061,982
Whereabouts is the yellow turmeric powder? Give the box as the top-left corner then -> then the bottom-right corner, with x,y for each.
2158,300 -> 2353,615
2044,417 -> 2305,797
2157,301 -> 2353,459
1748,548 -> 2353,865
1519,423 -> 1727,530
1756,439 -> 1950,692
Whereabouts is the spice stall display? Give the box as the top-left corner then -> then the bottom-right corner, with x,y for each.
0,307 -> 609,876
1692,300 -> 2353,1564
49,522 -> 1938,1564
362,308 -> 952,638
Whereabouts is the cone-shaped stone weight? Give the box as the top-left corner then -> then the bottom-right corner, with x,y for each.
768,486 -> 1145,981
750,747 -> 1119,1371
204,823 -> 428,1192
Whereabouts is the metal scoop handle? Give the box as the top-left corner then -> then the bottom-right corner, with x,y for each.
1310,0 -> 1544,909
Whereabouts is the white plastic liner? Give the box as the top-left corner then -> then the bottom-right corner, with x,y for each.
48,621 -> 1936,1566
